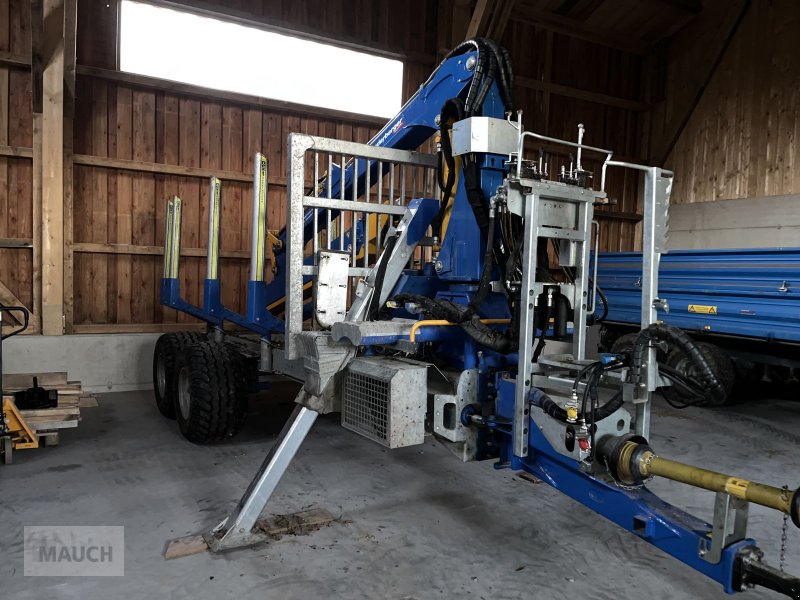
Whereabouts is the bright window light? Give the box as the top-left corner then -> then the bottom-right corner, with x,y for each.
119,1 -> 404,118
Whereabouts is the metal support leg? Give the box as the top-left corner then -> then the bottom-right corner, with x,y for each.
701,492 -> 749,564
204,405 -> 318,551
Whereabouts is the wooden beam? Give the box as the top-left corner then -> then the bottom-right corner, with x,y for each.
31,0 -> 43,113
73,154 -> 254,183
512,9 -> 650,55
0,51 -> 30,69
72,242 -> 251,260
450,0 -> 473,46
63,0 -> 77,119
542,28 -> 553,135
32,115 -> 43,333
76,66 -> 387,128
148,0 -> 432,65
0,238 -> 34,248
0,280 -> 31,314
486,0 -> 516,41
594,210 -> 643,222
41,0 -> 65,335
72,322 -> 206,334
652,0 -> 702,14
0,145 -> 33,158
466,0 -> 492,39
516,76 -> 648,112
651,0 -> 750,164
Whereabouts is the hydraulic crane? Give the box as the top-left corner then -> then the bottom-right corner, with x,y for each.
155,39 -> 800,597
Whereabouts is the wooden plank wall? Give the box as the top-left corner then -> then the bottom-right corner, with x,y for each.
501,20 -> 644,253
661,0 -> 800,204
71,78 -> 384,329
4,0 -> 649,332
69,0 -> 437,331
0,0 -> 34,315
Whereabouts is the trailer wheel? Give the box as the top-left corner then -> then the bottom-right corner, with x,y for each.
610,333 -> 640,355
666,342 -> 736,405
152,331 -> 204,419
172,341 -> 247,444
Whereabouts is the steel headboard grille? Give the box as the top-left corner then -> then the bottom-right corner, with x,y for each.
285,134 -> 439,359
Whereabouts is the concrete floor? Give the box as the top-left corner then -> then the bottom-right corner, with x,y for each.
1,381 -> 798,600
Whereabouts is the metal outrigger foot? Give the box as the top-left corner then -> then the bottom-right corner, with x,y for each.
203,405 -> 319,551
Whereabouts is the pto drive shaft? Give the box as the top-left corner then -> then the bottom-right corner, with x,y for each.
598,435 -> 800,528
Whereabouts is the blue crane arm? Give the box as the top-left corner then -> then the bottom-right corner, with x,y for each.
263,51 -> 481,310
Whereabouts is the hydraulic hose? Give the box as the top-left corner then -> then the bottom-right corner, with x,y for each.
392,293 -> 517,353
468,201 -> 497,315
440,39 -> 486,116
529,388 -> 624,423
631,323 -> 725,404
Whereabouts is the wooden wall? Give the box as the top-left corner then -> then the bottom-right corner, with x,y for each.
71,78 -> 382,329
69,0 -> 436,332
0,1 -> 34,317
500,20 -> 645,253
2,0 -> 650,333
659,0 -> 800,204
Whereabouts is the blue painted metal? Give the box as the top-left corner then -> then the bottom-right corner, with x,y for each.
264,50 -> 486,312
160,222 -> 363,335
493,377 -> 752,593
162,50 -> 492,335
596,247 -> 800,342
157,44 -> 788,593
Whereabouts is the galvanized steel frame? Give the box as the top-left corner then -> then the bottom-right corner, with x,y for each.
285,133 -> 438,359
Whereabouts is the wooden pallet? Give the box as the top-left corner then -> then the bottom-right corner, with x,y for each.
3,372 -> 99,445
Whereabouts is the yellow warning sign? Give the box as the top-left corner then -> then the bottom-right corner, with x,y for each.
688,304 -> 718,315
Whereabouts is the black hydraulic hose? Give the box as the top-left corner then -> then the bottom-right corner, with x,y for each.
500,46 -> 515,111
471,48 -> 497,115
468,206 -> 497,314
481,38 -> 514,112
532,288 -> 554,362
368,234 -> 399,320
393,293 -> 517,353
593,284 -> 609,324
462,160 -> 491,241
631,323 -> 725,404
586,281 -> 608,326
530,389 -> 624,423
433,98 -> 465,237
440,40 -> 485,116
461,316 -> 517,353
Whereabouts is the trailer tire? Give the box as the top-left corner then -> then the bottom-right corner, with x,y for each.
172,341 -> 247,444
610,332 -> 640,355
153,332 -> 205,419
666,342 -> 736,405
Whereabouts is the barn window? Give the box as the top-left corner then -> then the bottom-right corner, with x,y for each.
119,1 -> 404,118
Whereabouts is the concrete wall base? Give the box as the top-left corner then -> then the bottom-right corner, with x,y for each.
3,333 -> 160,393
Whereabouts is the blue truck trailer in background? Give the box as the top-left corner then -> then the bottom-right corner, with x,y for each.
596,247 -> 800,402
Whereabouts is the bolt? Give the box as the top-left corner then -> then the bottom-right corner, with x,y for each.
466,56 -> 476,71
435,260 -> 444,272
434,114 -> 441,126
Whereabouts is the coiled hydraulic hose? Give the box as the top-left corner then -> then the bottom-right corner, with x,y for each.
631,323 -> 725,404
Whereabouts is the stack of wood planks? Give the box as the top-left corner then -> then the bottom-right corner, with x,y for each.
2,372 -> 98,445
